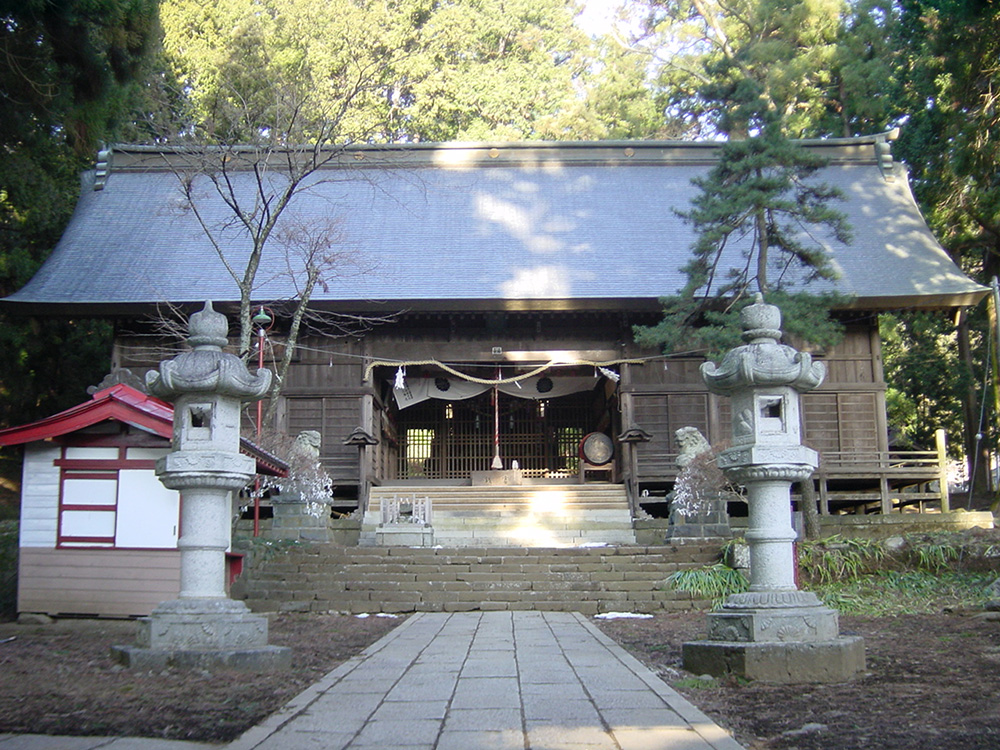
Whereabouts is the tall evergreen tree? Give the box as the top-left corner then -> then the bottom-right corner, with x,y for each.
635,114 -> 850,356
887,0 -> 1000,499
634,0 -> 852,357
0,0 -> 160,503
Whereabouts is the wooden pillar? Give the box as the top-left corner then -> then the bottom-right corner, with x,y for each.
358,357 -> 375,516
870,317 -> 893,516
818,473 -> 830,515
620,363 -> 639,517
936,428 -> 950,513
879,476 -> 892,514
870,322 -> 891,454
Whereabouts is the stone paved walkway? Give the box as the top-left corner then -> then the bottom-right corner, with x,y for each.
0,611 -> 746,750
228,611 -> 744,750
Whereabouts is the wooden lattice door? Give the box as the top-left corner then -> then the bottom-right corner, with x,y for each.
396,391 -> 594,480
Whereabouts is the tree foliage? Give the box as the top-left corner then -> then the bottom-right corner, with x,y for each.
156,0 -> 618,143
880,311 -> 971,454
885,0 -> 1000,492
0,0 -> 160,154
635,0 -> 847,137
0,1 -> 160,438
632,1 -> 853,357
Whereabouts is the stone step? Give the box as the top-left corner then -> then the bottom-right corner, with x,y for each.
368,485 -> 631,506
365,485 -> 636,547
261,546 -> 722,566
234,543 -> 723,615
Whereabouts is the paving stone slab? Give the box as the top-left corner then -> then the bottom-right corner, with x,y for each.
435,729 -> 525,750
370,699 -> 451,721
348,718 -> 443,746
450,677 -> 521,709
526,725 -> 618,749
218,610 -> 745,750
612,726 -> 722,750
522,698 -> 601,721
443,707 -> 523,731
600,706 -> 691,729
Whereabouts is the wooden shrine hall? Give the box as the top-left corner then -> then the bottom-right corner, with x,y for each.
2,135 -> 987,545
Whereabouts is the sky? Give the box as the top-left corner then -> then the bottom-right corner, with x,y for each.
575,0 -> 623,36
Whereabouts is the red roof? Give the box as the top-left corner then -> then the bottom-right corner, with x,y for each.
0,384 -> 172,445
0,384 -> 287,476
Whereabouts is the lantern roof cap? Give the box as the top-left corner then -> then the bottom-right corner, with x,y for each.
146,302 -> 271,401
700,299 -> 826,394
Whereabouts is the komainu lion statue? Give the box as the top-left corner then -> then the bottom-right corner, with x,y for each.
675,426 -> 711,469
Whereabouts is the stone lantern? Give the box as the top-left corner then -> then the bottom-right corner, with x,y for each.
113,302 -> 290,670
682,296 -> 864,683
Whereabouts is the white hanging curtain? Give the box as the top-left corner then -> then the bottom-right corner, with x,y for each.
391,375 -> 597,410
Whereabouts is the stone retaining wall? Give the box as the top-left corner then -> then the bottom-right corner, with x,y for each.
235,512 -> 362,545
730,509 -> 994,539
233,544 -> 722,616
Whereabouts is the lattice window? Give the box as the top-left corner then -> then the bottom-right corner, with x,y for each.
802,392 -> 879,454
395,391 -> 593,480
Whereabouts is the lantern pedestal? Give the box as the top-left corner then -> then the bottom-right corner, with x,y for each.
112,302 -> 290,671
683,297 -> 865,683
682,636 -> 866,684
682,475 -> 864,683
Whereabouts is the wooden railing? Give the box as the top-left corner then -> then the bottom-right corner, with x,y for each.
818,450 -> 940,473
636,429 -> 950,514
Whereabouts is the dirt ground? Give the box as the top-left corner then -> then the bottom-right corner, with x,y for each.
0,613 -> 401,742
2,610 -> 999,748
597,610 -> 1000,750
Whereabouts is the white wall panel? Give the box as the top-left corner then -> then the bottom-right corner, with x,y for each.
116,470 -> 179,548
19,444 -> 60,547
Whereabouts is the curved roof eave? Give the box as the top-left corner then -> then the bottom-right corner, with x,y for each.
0,290 -> 989,319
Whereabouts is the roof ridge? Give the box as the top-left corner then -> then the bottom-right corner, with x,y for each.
100,132 -> 897,173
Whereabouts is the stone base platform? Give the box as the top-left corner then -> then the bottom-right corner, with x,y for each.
682,635 -> 866,684
112,597 -> 291,671
111,643 -> 291,671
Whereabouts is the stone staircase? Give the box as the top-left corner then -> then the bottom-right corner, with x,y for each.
362,485 -> 637,547
235,542 -> 722,616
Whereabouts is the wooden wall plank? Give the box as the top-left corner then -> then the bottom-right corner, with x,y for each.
285,396 -> 361,482
18,548 -> 180,617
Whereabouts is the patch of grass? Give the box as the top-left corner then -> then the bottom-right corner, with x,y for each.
900,531 -> 1000,574
664,563 -> 749,608
798,535 -> 886,585
673,676 -> 719,690
908,537 -> 962,572
674,531 -> 997,617
808,570 -> 992,616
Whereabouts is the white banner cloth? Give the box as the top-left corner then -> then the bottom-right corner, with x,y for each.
391,375 -> 599,409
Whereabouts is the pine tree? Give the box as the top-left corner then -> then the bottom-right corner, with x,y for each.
636,102 -> 851,357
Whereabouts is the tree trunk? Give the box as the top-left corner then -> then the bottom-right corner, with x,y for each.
263,266 -> 318,428
957,306 -> 990,503
989,280 -> 1000,512
800,478 -> 821,540
756,208 -> 769,294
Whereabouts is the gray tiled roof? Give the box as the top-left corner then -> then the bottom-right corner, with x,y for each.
3,138 -> 986,313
